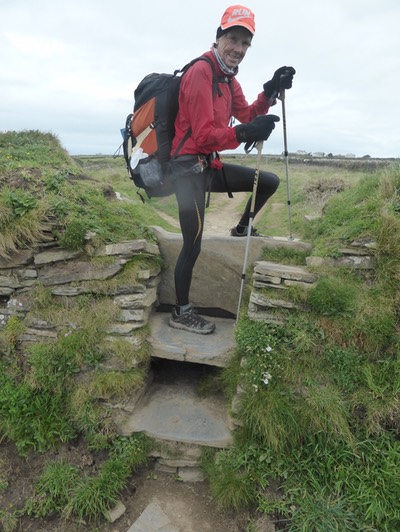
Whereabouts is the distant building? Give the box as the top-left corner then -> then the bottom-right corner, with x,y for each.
313,152 -> 325,158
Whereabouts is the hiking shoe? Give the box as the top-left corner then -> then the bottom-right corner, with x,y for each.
169,306 -> 216,335
230,225 -> 262,237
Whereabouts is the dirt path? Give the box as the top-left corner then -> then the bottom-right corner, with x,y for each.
203,192 -> 247,234
116,465 -> 275,532
114,467 -> 253,532
157,192 -> 248,235
157,191 -> 284,237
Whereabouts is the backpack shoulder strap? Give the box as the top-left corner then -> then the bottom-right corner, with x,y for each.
171,56 -> 231,159
177,56 -> 230,97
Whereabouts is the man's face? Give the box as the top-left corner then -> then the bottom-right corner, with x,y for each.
216,27 -> 252,69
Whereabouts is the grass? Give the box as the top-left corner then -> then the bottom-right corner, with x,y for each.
256,159 -> 368,239
1,131 -> 399,530
25,434 -> 151,523
75,154 -> 181,232
0,274 -> 150,454
0,131 -> 176,257
307,276 -> 358,316
88,368 -> 147,400
0,370 -> 76,454
208,159 -> 399,529
260,246 -> 309,265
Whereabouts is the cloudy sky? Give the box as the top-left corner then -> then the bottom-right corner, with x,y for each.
1,0 -> 399,158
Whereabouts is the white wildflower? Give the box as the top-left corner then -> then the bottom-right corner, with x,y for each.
265,346 -> 272,352
261,372 -> 272,385
252,384 -> 259,392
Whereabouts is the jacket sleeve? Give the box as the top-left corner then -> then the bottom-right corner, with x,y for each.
231,79 -> 271,123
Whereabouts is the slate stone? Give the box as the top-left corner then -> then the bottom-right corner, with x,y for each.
105,500 -> 126,523
152,226 -> 311,315
118,374 -> 233,448
0,249 -> 33,269
249,291 -> 305,310
0,287 -> 14,296
93,239 -> 159,257
116,356 -> 232,447
254,261 -> 318,283
37,258 -> 124,285
34,248 -> 82,265
177,467 -> 205,482
148,312 -> 235,367
306,255 -> 374,270
126,501 -> 178,532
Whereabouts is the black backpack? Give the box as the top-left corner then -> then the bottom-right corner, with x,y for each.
122,56 -> 229,201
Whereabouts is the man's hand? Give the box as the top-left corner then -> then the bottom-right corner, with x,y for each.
235,115 -> 280,144
263,66 -> 296,100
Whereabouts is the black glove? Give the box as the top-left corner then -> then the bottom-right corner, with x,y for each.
235,115 -> 280,145
263,66 -> 296,100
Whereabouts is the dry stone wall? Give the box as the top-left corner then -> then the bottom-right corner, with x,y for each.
1,233 -> 377,342
247,238 -> 376,323
1,233 -> 377,339
0,239 -> 161,349
248,261 -> 318,324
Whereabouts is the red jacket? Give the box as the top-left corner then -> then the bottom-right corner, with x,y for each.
171,49 -> 271,156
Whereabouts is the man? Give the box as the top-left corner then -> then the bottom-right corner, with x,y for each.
169,5 -> 295,334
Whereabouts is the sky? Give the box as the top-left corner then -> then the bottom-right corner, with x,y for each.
1,0 -> 400,158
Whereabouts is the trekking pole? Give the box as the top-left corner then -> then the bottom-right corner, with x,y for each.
236,140 -> 263,323
279,87 -> 294,240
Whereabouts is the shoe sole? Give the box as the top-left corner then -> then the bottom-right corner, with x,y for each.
230,231 -> 264,237
169,319 -> 215,335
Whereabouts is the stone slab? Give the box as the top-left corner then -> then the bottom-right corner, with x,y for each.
126,500 -> 179,532
177,467 -> 205,482
148,312 -> 235,367
254,261 -> 318,283
306,255 -> 373,270
0,249 -> 33,269
118,378 -> 232,448
152,226 -> 311,315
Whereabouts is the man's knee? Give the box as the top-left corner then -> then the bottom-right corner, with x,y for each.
271,172 -> 280,191
259,171 -> 280,194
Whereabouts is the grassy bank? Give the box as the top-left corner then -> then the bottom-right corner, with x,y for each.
203,159 -> 400,530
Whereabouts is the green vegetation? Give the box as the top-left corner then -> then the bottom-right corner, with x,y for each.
25,434 -> 151,522
203,161 -> 400,530
0,130 -> 175,258
0,131 -> 399,530
0,289 -> 151,455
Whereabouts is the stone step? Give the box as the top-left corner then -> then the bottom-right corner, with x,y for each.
118,360 -> 233,448
148,311 -> 236,367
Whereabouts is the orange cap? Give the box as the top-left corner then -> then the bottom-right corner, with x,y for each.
220,5 -> 255,35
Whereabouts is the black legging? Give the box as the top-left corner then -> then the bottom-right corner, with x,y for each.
172,158 -> 280,306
